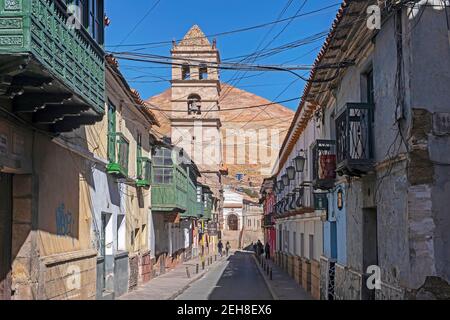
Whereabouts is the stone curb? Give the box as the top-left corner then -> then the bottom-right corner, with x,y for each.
168,257 -> 226,300
252,254 -> 279,300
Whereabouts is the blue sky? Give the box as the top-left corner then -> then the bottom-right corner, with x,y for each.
105,0 -> 341,110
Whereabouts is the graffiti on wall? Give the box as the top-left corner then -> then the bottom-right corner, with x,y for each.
56,203 -> 74,237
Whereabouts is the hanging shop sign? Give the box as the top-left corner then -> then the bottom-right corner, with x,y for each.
337,189 -> 344,210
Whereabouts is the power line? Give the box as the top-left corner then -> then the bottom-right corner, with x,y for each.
113,0 -> 162,49
106,2 -> 341,49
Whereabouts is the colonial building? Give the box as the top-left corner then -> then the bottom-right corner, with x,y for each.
242,199 -> 264,249
0,0 -> 106,299
88,56 -> 161,299
271,108 -> 325,300
260,178 -> 276,259
264,0 -> 450,300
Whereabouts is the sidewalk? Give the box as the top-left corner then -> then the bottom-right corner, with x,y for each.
118,254 -> 227,300
252,254 -> 313,300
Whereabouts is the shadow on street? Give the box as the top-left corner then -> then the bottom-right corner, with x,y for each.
208,251 -> 273,300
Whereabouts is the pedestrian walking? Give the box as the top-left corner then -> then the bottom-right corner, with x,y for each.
253,242 -> 257,254
257,240 -> 263,257
218,240 -> 223,257
226,241 -> 231,256
265,242 -> 271,260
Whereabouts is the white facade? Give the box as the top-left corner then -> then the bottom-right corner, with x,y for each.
274,108 -> 326,262
223,189 -> 244,231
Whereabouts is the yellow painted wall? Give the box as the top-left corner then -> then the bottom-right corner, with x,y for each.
35,134 -> 92,257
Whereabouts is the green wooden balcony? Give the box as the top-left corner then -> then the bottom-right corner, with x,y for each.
0,0 -> 105,133
107,132 -> 129,178
152,165 -> 187,213
182,177 -> 197,218
136,157 -> 151,188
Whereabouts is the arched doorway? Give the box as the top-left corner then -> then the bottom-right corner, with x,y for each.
227,214 -> 238,231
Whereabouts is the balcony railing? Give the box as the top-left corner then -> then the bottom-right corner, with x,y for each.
312,140 -> 336,190
0,0 -> 105,132
136,157 -> 151,188
336,103 -> 374,176
106,132 -> 129,178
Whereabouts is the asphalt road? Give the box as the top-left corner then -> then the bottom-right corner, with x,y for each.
176,251 -> 273,300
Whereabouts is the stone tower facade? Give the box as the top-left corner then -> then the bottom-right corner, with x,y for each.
170,25 -> 224,226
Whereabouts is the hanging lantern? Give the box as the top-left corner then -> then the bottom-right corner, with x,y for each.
286,166 -> 296,180
277,180 -> 284,191
282,174 -> 289,187
294,155 -> 306,172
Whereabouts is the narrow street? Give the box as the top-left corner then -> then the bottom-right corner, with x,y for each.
177,251 -> 273,300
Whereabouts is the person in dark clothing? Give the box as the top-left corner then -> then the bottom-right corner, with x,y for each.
265,242 -> 271,260
226,241 -> 231,256
253,242 -> 257,253
218,240 -> 223,257
257,240 -> 263,257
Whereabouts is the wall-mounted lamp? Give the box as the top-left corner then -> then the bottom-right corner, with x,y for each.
282,174 -> 289,187
286,166 -> 296,181
277,180 -> 284,191
294,150 -> 306,173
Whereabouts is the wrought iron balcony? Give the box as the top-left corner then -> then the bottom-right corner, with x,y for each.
294,187 -> 304,209
288,193 -> 296,211
0,0 -> 105,133
136,157 -> 151,188
335,103 -> 374,176
106,132 -> 129,178
312,140 -> 337,190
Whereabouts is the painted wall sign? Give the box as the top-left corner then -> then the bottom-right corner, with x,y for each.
56,203 -> 74,237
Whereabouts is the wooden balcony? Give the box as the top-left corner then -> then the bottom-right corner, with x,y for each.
106,132 -> 129,178
336,103 -> 374,176
0,0 -> 105,133
152,164 -> 188,213
136,157 -> 151,188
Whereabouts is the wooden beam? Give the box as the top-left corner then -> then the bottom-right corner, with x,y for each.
14,92 -> 73,113
33,104 -> 90,124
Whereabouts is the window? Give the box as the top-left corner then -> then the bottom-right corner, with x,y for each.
107,102 -> 116,163
300,233 -> 305,257
182,64 -> 191,80
154,167 -> 173,184
293,232 -> 297,255
309,234 -> 314,260
199,64 -> 208,80
137,132 -> 142,177
66,0 -> 104,44
187,94 -> 201,115
153,147 -> 173,184
153,148 -> 173,166
117,214 -> 125,251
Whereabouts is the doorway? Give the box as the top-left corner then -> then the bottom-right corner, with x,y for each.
227,214 -> 238,231
363,207 -> 378,300
0,173 -> 12,300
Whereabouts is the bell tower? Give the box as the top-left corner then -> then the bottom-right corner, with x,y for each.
170,25 -> 223,182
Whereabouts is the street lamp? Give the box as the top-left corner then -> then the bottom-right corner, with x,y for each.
286,166 -> 296,181
277,180 -> 284,191
294,151 -> 306,173
282,174 -> 289,187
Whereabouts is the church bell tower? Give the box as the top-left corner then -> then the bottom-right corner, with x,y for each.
170,25 -> 223,210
